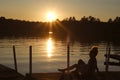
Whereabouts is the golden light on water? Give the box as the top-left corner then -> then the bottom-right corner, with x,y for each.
47,38 -> 54,58
49,31 -> 53,34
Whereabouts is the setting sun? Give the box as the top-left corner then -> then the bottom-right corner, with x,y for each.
47,12 -> 56,22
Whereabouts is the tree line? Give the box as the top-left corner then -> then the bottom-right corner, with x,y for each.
0,16 -> 120,41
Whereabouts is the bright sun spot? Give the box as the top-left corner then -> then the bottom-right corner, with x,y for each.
47,38 -> 54,58
47,12 -> 56,22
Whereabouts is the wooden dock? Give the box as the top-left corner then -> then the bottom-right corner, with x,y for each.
26,73 -> 61,80
0,64 -> 25,80
26,72 -> 120,80
1,46 -> 120,80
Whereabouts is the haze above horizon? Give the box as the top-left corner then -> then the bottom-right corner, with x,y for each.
0,0 -> 120,22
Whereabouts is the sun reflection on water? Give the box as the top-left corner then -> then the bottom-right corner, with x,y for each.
47,38 -> 54,58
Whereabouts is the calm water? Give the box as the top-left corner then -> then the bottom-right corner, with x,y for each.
0,38 -> 120,75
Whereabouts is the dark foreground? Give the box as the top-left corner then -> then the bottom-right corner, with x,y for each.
0,64 -> 24,80
29,72 -> 120,80
0,64 -> 120,80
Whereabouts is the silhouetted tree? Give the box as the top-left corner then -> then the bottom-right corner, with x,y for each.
0,16 -> 6,22
80,16 -> 88,22
72,16 -> 76,21
114,17 -> 120,22
108,18 -> 112,23
56,19 -> 60,22
62,18 -> 69,21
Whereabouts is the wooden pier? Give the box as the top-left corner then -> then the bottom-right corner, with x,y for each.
0,64 -> 24,80
26,72 -> 120,80
1,45 -> 120,80
26,73 -> 61,80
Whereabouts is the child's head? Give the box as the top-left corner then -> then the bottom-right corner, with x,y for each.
89,46 -> 98,58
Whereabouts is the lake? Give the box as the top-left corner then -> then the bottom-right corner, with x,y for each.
0,38 -> 120,75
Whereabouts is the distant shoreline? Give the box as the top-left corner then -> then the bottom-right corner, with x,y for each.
0,16 -> 120,42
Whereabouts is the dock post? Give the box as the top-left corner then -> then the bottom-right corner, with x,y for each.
105,44 -> 111,80
67,42 -> 70,73
13,45 -> 18,72
67,42 -> 70,80
105,46 -> 110,72
29,46 -> 32,76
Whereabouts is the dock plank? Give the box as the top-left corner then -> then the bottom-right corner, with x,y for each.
29,72 -> 120,80
0,64 -> 25,80
30,73 -> 61,80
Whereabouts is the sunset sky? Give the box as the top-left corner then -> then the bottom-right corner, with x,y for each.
0,0 -> 120,22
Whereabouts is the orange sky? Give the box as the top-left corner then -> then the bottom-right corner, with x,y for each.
0,0 -> 120,22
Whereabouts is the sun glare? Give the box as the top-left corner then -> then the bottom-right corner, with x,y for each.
47,12 -> 56,22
